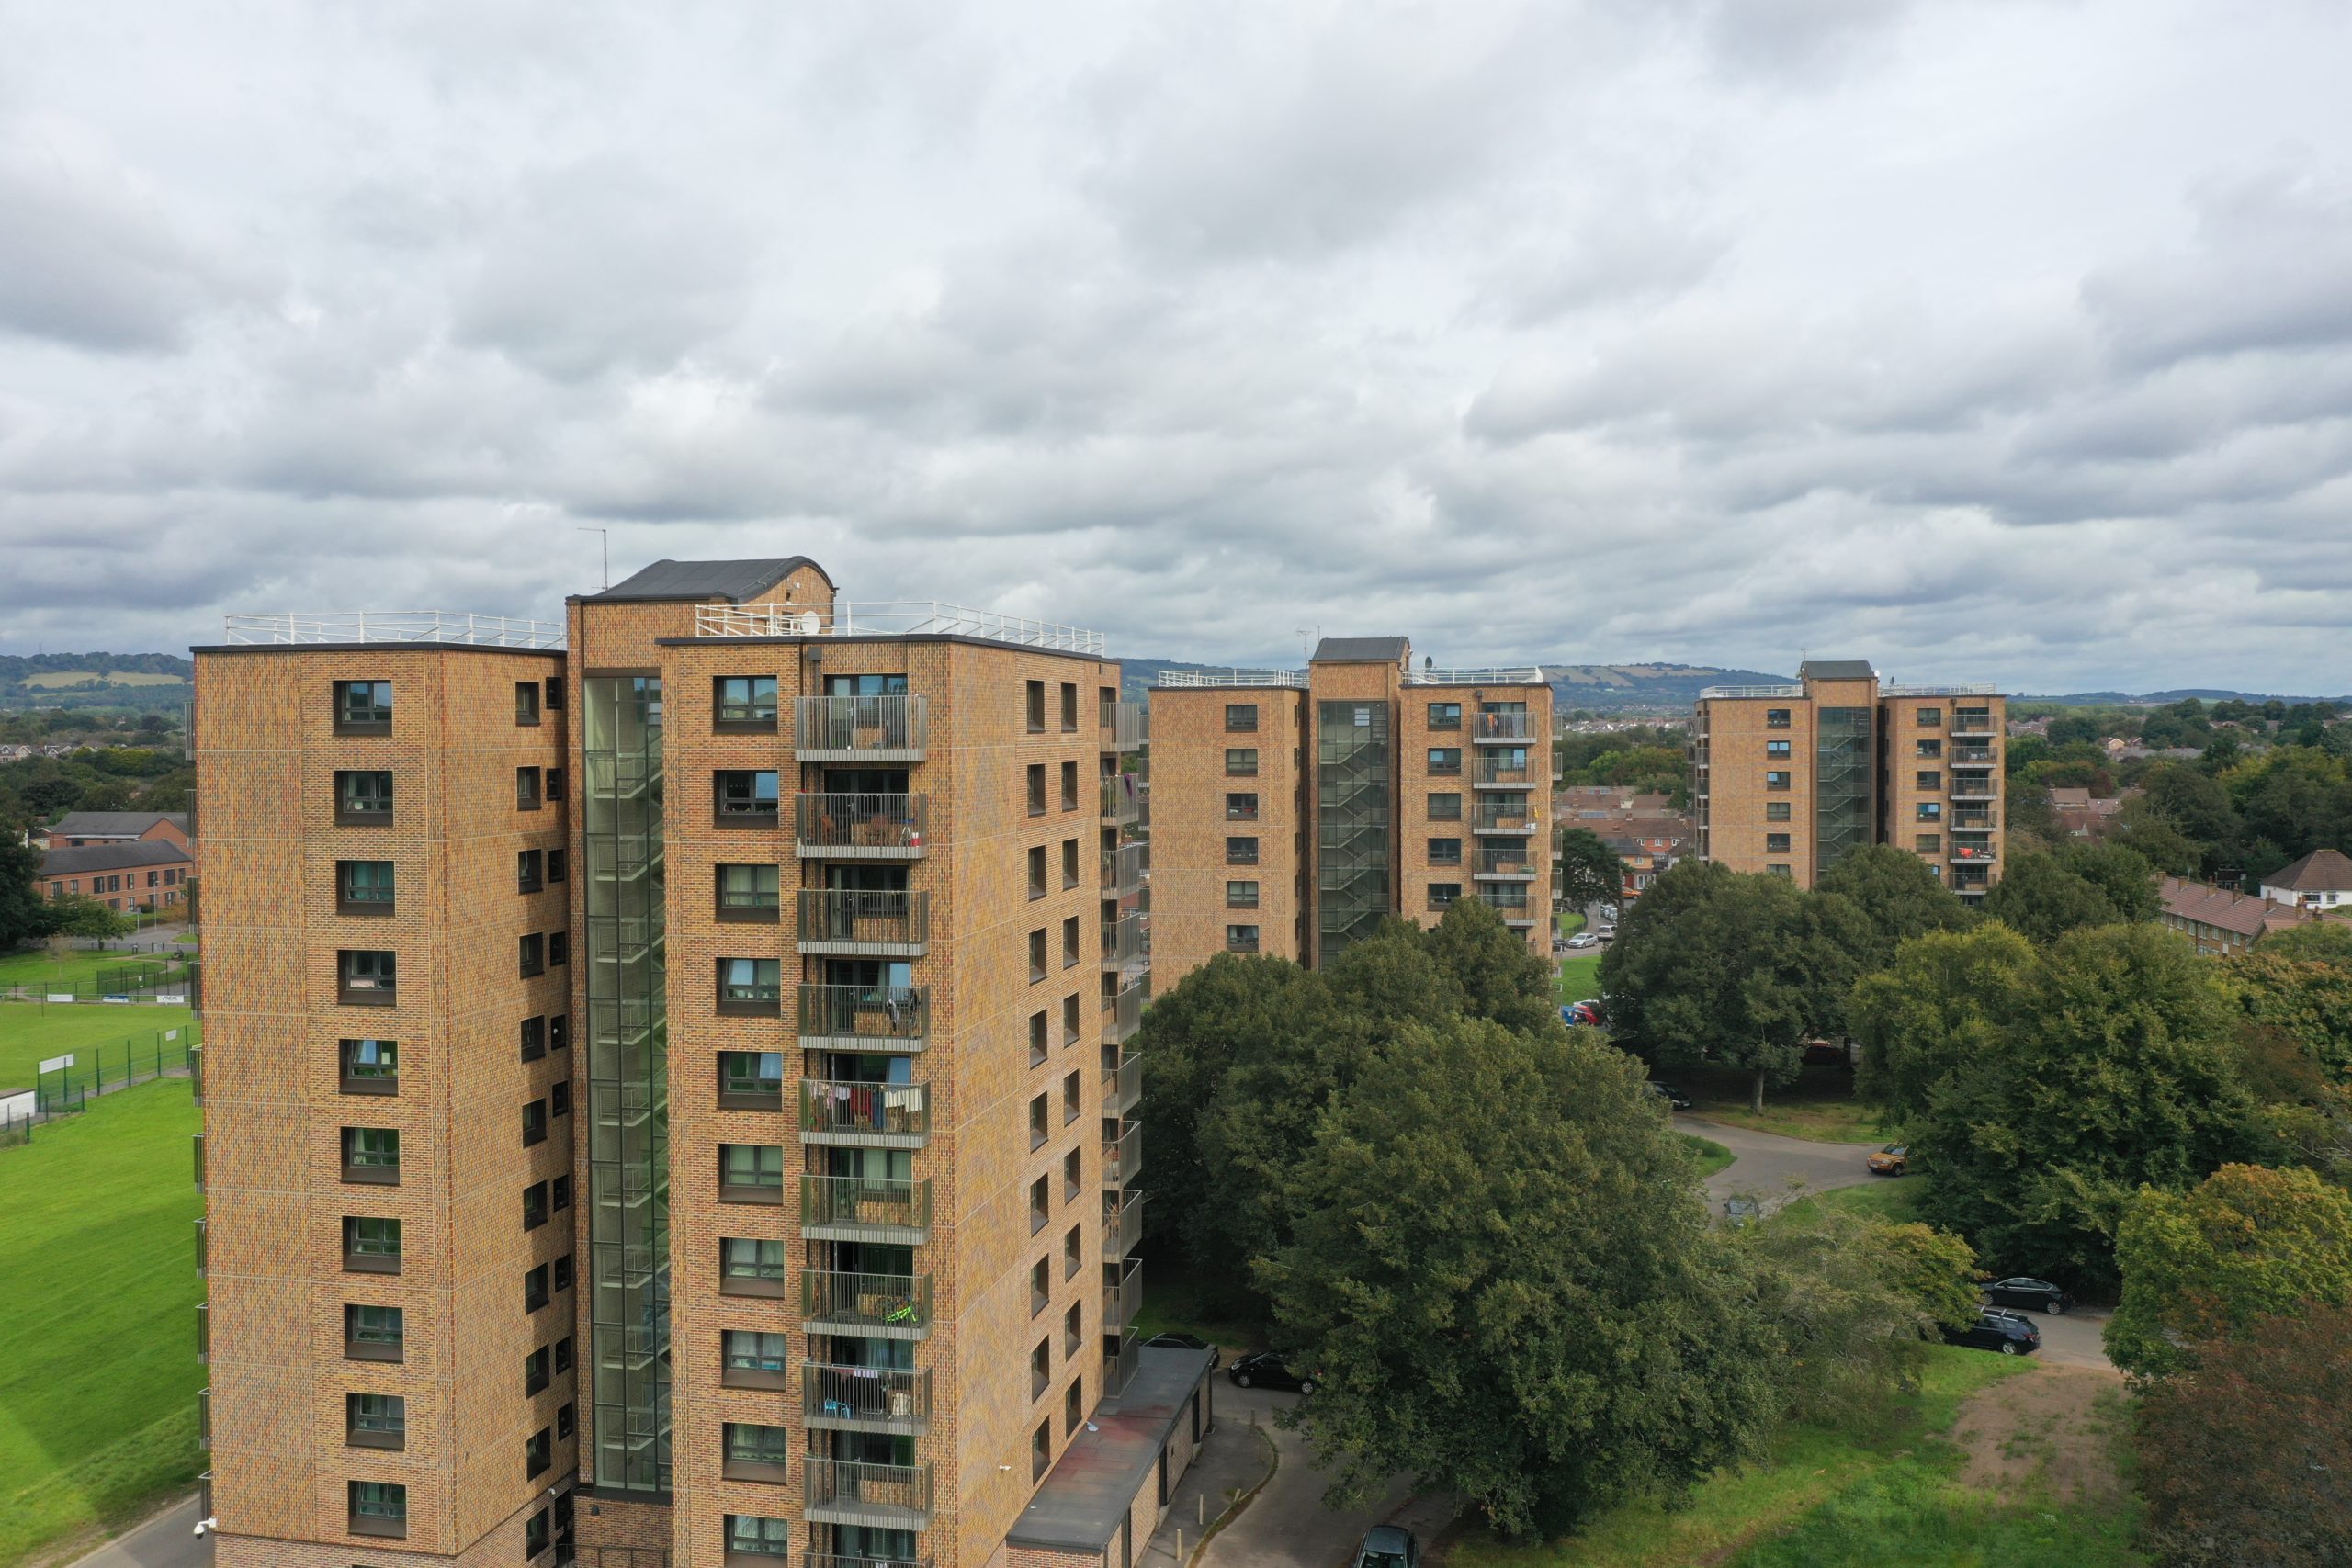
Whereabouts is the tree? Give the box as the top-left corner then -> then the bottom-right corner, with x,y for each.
2109,795 -> 2207,876
1419,897 -> 1561,1039
1849,923 -> 2036,1117
1912,923 -> 2260,1287
1554,827 -> 1623,914
0,823 -> 47,948
2046,714 -> 2103,749
1258,1019 -> 1781,1539
2228,949 -> 2352,1083
1978,849 -> 2135,943
2132,1303 -> 2352,1568
2106,1164 -> 2352,1378
43,894 -> 135,940
1814,843 -> 1976,972
2061,840 -> 2161,922
2259,919 -> 2352,965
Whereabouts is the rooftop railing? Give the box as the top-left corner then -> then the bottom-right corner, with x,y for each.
1157,669 -> 1307,688
1883,683 -> 1999,696
222,612 -> 566,649
1404,666 -> 1546,685
698,602 -> 1103,656
1698,684 -> 1805,700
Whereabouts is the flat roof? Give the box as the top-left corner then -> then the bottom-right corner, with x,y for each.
1005,1346 -> 1213,1552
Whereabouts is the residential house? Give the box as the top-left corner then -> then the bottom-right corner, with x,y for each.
2260,848 -> 2352,910
2159,874 -> 2339,957
40,840 -> 194,910
39,809 -> 194,851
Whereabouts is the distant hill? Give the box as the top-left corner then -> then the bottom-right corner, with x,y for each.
0,652 -> 192,713
2019,688 -> 2351,706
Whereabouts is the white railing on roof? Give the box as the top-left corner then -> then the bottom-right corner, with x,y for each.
1698,684 -> 1805,700
223,613 -> 566,649
697,602 -> 1104,656
1883,683 -> 2001,697
1404,667 -> 1546,686
1157,669 -> 1307,688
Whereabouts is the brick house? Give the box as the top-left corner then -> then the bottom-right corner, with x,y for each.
37,809 -> 193,850
40,839 -> 194,910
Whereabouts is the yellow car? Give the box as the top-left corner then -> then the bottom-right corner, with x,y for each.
1867,1144 -> 1910,1176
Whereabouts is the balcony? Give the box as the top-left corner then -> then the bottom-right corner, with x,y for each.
797,890 -> 930,957
795,694 -> 929,761
195,1302 -> 209,1364
1102,699 -> 1148,754
192,1132 -> 205,1191
1104,1122 -> 1143,1184
1472,800 -> 1538,835
1950,775 -> 1997,801
1952,744 -> 1997,764
1102,976 -> 1148,1044
1101,773 -> 1143,828
802,1079 -> 929,1149
1953,809 -> 1998,830
198,1387 -> 209,1449
1471,710 -> 1536,743
1104,1257 -> 1143,1333
1102,841 -> 1148,897
1468,888 -> 1537,926
1472,755 -> 1534,788
1103,1330 -> 1138,1397
802,1269 -> 933,1340
194,1216 -> 207,1276
800,1175 -> 932,1244
1949,843 -> 1997,865
1102,1051 -> 1142,1116
797,795 -> 930,860
1103,1189 -> 1145,1258
806,1556 -> 933,1568
1473,845 -> 1539,879
798,984 -> 930,1051
802,1458 -> 933,1530
1951,710 -> 1996,737
804,1363 -> 931,1435
1102,911 -> 1147,972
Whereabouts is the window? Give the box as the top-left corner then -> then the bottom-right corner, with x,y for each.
1765,708 -> 1792,728
523,1100 -> 548,1147
1428,792 -> 1462,821
1227,880 -> 1259,908
548,848 -> 567,884
1427,701 -> 1462,730
1227,925 -> 1261,953
348,1481 -> 406,1538
1427,748 -> 1462,774
1062,915 -> 1080,967
718,1050 -> 784,1107
557,1402 -> 574,1441
1226,748 -> 1259,776
526,1344 -> 551,1395
1023,762 -> 1048,817
340,1038 -> 398,1093
1765,739 -> 1792,759
1765,833 -> 1792,853
1061,682 -> 1080,731
519,933 -> 545,978
1031,1257 -> 1051,1314
1917,802 -> 1944,821
1029,929 -> 1048,983
720,1237 -> 786,1296
1030,1010 -> 1049,1066
727,1517 -> 792,1562
339,950 -> 397,1005
716,864 -> 780,920
1916,833 -> 1942,852
1062,1221 -> 1081,1276
1033,1420 -> 1052,1481
718,958 -> 781,1015
523,1181 -> 548,1230
334,681 -> 393,735
722,1331 -> 792,1389
527,1510 -> 552,1562
722,1424 -> 794,1483
1225,792 -> 1259,821
1025,680 -> 1047,732
1062,838 -> 1080,889
544,767 -> 564,802
548,1015 -> 568,1052
1765,771 -> 1791,791
1062,1070 -> 1080,1124
1028,845 -> 1048,900
1029,1093 -> 1048,1151
544,675 -> 564,711
344,1216 -> 401,1272
516,767 -> 542,811
1428,837 -> 1462,865
522,1016 -> 550,1062
551,1081 -> 570,1118
344,1303 -> 403,1363
335,770 -> 393,825
1917,707 -> 1943,728
515,682 -> 541,726
715,770 -> 780,823
1917,738 -> 1943,758
524,1426 -> 552,1480
517,850 -> 545,894
719,1144 -> 784,1202
1767,864 -> 1792,878
1226,836 -> 1259,865
524,1263 -> 549,1313
1061,760 -> 1080,810
1428,884 -> 1460,910
1225,703 -> 1259,732
1064,1303 -> 1083,1357
1063,1146 -> 1081,1201
1916,771 -> 1942,790
342,1127 -> 400,1184
1766,801 -> 1792,822
1032,1337 -> 1053,1397
715,676 -> 778,729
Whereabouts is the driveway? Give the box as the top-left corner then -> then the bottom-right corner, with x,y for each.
1685,1115 -> 1883,1216
2012,1304 -> 2115,1371
1194,1381 -> 1416,1568
61,1495 -> 208,1568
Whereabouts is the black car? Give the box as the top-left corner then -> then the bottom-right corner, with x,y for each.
1942,1308 -> 2042,1356
1227,1351 -> 1316,1394
1144,1331 -> 1221,1368
1983,1276 -> 2073,1314
1645,1081 -> 1692,1111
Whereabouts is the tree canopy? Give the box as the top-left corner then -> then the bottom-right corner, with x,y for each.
1813,843 -> 1976,971
1977,841 -> 2158,943
1553,827 -> 1623,914
1849,922 -> 2037,1118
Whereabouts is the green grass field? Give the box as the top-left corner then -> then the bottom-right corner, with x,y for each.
0,1079 -> 205,1566
17,671 -> 187,689
0,948 -> 189,996
1778,1178 -> 1928,1227
1554,953 -> 1602,1003
1448,1348 -> 2140,1568
1679,1133 -> 1736,1179
1675,1063 -> 1887,1145
0,1003 -> 197,1095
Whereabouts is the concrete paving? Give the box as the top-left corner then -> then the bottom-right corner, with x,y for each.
1193,1382 -> 1414,1568
61,1495 -> 209,1568
2011,1303 -> 2116,1371
1686,1114 -> 1885,1217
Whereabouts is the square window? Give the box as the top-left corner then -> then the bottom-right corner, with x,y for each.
1428,884 -> 1460,911
1917,707 -> 1943,728
1765,739 -> 1792,759
348,1480 -> 407,1537
341,1037 -> 398,1092
715,770 -> 780,822
1767,864 -> 1792,878
1765,833 -> 1791,852
345,1303 -> 403,1360
1427,702 -> 1462,729
1225,703 -> 1258,733
344,1215 -> 401,1272
715,676 -> 778,728
720,1237 -> 786,1293
1917,738 -> 1943,758
1917,801 -> 1944,821
718,1051 -> 784,1106
716,863 -> 780,919
718,1144 -> 784,1201
1225,792 -> 1259,820
1226,880 -> 1259,908
339,949 -> 397,1005
335,770 -> 394,825
1428,837 -> 1462,865
1765,708 -> 1791,728
341,1126 -> 401,1183
1916,833 -> 1942,852
1765,771 -> 1791,791
1916,771 -> 1942,790
1764,801 -> 1792,822
718,958 -> 781,1015
334,681 -> 393,735
1225,748 -> 1259,776
1227,924 -> 1261,952
1427,748 -> 1462,774
1428,792 -> 1462,821
1226,836 -> 1259,865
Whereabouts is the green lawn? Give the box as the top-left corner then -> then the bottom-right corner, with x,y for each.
1447,1349 -> 2139,1568
1678,1133 -> 1736,1179
1554,953 -> 1602,1003
0,947 -> 189,996
1135,1264 -> 1265,1356
1555,910 -> 1586,938
1779,1178 -> 1928,1227
0,1079 -> 206,1566
0,1003 -> 198,1095
1673,1063 -> 1887,1145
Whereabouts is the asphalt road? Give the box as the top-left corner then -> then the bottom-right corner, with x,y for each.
62,1495 -> 208,1568
1196,1381 -> 1418,1568
2010,1303 -> 2116,1370
1688,1115 -> 1885,1216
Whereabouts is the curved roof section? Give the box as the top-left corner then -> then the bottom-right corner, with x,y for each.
582,557 -> 833,603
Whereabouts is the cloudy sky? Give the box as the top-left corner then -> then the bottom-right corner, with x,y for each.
2,0 -> 2348,692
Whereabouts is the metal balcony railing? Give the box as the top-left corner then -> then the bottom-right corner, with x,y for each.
1102,699 -> 1149,753
798,984 -> 930,1050
1102,911 -> 1146,971
1100,773 -> 1143,827
1950,775 -> 1997,800
1103,1331 -> 1139,1396
805,1363 -> 931,1430
1104,1258 -> 1143,1332
1473,755 -> 1534,787
1103,976 -> 1148,1043
1471,711 -> 1536,742
194,1217 -> 207,1275
223,611 -> 566,649
797,890 -> 929,956
1952,745 -> 1997,764
802,1458 -> 934,1528
198,1387 -> 209,1448
1103,1190 -> 1145,1258
195,1302 -> 209,1363
1102,841 -> 1148,897
1102,1052 -> 1142,1116
192,1133 -> 205,1190
1953,810 -> 1998,830
795,694 -> 929,761
1472,800 -> 1538,833
800,1176 -> 932,1242
1949,844 -> 1997,864
797,795 -> 930,859
805,1556 -> 933,1568
1469,888 -> 1534,920
1473,845 -> 1539,878
1951,710 -> 1996,735
1104,1122 -> 1143,1184
1158,669 -> 1306,688
802,1270 -> 932,1338
801,1079 -> 929,1146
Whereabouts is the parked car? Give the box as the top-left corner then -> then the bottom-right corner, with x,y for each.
1983,1276 -> 2074,1315
1803,1038 -> 1851,1066
1723,1196 -> 1761,1228
1351,1526 -> 1420,1568
1144,1331 -> 1221,1368
1227,1351 -> 1316,1393
1563,998 -> 1604,1027
1594,928 -> 1616,943
1645,1081 -> 1692,1111
1942,1308 -> 2042,1356
1566,931 -> 1599,949
1867,1144 -> 1910,1176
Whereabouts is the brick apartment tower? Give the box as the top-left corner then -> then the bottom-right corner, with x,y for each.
191,560 -> 1204,1568
1148,637 -> 1554,987
1690,660 -> 2007,901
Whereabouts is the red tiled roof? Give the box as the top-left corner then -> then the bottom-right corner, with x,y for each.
2159,876 -> 2319,942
